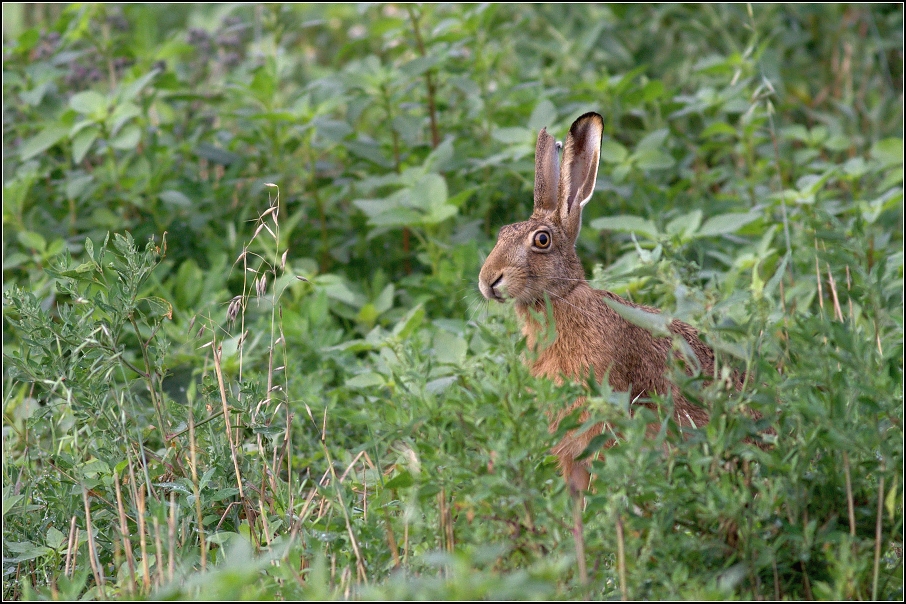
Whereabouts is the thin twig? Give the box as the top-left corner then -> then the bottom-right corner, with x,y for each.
843,452 -> 856,538
322,443 -> 368,584
572,492 -> 588,586
872,475 -> 885,600
188,404 -> 207,571
615,509 -> 627,599
167,490 -> 176,582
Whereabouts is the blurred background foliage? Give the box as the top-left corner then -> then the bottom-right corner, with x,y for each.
2,3 -> 902,600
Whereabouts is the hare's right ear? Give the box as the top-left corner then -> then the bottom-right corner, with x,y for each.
533,127 -> 561,215
558,112 -> 604,241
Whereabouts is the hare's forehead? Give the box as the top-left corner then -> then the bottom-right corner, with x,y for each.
496,219 -> 555,239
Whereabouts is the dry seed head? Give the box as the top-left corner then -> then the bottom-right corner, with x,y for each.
256,274 -> 268,298
281,249 -> 288,271
227,295 -> 243,325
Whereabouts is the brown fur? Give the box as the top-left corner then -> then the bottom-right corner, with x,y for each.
478,112 -> 738,493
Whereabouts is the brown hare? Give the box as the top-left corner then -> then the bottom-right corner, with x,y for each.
478,112 -> 738,495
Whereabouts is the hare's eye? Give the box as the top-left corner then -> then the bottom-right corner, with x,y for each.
533,231 -> 551,249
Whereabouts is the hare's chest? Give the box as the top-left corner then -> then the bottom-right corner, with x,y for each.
528,328 -> 621,385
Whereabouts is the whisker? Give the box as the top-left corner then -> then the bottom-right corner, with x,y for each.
543,290 -> 605,326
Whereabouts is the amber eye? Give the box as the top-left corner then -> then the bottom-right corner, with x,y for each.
533,231 -> 551,249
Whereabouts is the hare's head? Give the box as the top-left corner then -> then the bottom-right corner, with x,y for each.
478,112 -> 604,306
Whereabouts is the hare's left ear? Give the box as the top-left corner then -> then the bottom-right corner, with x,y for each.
533,127 -> 560,215
558,112 -> 603,242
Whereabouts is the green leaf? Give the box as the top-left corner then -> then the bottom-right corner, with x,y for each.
5,542 -> 52,562
492,126 -> 532,145
424,203 -> 458,225
373,283 -> 395,315
118,69 -> 160,103
764,252 -> 790,298
195,143 -> 242,166
160,190 -> 193,207
602,296 -> 671,337
46,527 -> 66,550
528,99 -> 557,131
17,230 -> 46,252
399,53 -> 443,77
600,139 -> 628,163
411,173 -> 448,211
871,138 -> 903,168
140,296 -> 173,319
384,470 -> 414,489
633,148 -> 675,171
206,532 -> 241,546
69,90 -> 108,117
696,212 -> 759,237
109,102 -> 141,134
19,125 -> 69,161
701,122 -> 737,138
66,175 -> 94,199
109,124 -> 141,150
666,210 -> 702,239
199,467 -> 216,491
71,126 -> 99,164
433,330 -> 467,365
2,494 -> 25,518
635,128 -> 670,152
590,215 -> 659,239
317,275 -> 365,307
346,372 -> 385,388
392,305 -> 425,339
366,208 -> 423,227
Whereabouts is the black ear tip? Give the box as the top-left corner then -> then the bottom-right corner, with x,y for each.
570,112 -> 604,135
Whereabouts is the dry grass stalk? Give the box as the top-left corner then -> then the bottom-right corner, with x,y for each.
826,263 -> 844,322
187,404 -> 207,570
211,340 -> 245,500
65,516 -> 78,578
137,485 -> 151,592
81,486 -> 105,598
152,517 -> 165,588
113,472 -> 137,594
167,490 -> 177,582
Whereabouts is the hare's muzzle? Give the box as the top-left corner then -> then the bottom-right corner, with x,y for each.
478,271 -> 506,303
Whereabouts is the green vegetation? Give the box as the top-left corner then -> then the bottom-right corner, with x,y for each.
2,3 -> 902,599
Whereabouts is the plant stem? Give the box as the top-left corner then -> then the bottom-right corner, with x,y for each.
406,5 -> 441,149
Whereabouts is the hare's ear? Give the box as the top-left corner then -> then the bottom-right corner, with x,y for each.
558,112 -> 604,241
533,127 -> 560,215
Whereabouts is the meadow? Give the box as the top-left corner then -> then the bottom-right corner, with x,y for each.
2,4 -> 902,599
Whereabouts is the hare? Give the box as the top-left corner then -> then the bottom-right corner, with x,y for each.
478,112 -> 737,495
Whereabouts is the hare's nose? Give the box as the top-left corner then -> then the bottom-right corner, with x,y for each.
488,274 -> 505,302
478,272 -> 505,302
